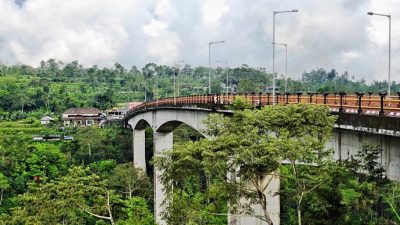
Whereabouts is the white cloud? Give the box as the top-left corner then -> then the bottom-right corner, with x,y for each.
143,18 -> 181,63
342,51 -> 361,59
1,0 -> 400,82
202,0 -> 229,25
0,0 -> 136,66
155,0 -> 171,16
143,19 -> 168,38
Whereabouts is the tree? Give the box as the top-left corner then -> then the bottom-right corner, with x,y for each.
116,197 -> 156,225
0,173 -> 9,205
108,163 -> 152,200
74,127 -> 105,163
274,104 -> 336,225
280,144 -> 396,225
13,93 -> 29,113
63,60 -> 83,78
26,143 -> 67,181
337,144 -> 391,224
346,144 -> 385,181
154,100 -> 336,225
94,88 -> 115,110
10,166 -> 123,225
385,181 -> 400,224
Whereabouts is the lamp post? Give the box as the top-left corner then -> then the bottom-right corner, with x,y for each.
173,61 -> 184,98
367,11 -> 391,96
272,9 -> 298,104
272,42 -> 288,93
173,61 -> 184,105
209,41 -> 225,94
216,60 -> 229,93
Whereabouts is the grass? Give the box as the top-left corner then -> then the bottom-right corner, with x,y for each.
0,118 -> 45,134
0,127 -> 45,133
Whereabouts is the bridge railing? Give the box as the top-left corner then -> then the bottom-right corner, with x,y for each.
125,92 -> 400,118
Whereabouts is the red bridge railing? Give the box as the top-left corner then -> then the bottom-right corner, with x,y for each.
126,92 -> 400,118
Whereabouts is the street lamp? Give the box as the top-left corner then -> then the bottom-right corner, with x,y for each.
209,41 -> 225,94
173,61 -> 184,98
173,61 -> 184,105
272,42 -> 288,93
216,60 -> 229,93
367,11 -> 391,96
272,9 -> 298,104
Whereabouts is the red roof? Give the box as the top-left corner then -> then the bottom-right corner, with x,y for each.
63,107 -> 101,115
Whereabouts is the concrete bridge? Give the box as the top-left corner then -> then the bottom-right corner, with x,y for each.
124,93 -> 400,225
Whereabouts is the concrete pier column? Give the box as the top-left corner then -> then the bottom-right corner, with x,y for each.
133,129 -> 146,173
229,172 -> 280,225
154,131 -> 173,225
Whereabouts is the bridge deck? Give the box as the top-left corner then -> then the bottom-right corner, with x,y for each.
125,93 -> 400,119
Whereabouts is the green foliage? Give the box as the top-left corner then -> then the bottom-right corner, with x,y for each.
1,60 -> 400,224
0,122 -> 134,222
0,61 -> 398,120
0,172 -> 10,207
116,197 -> 155,225
346,144 -> 385,180
155,102 -> 336,224
9,166 -> 116,224
163,189 -> 227,225
6,165 -> 154,225
70,126 -> 132,164
173,123 -> 204,144
225,96 -> 255,110
108,163 -> 152,201
281,144 -> 398,225
340,187 -> 362,206
384,182 -> 400,223
26,143 -> 67,181
90,160 -> 117,175
0,173 -> 9,191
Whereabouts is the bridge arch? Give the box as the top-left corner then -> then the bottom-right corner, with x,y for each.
126,108 -> 211,225
134,119 -> 151,130
156,120 -> 183,133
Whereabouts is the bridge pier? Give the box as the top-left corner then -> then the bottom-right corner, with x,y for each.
133,129 -> 146,172
154,131 -> 173,225
328,128 -> 400,180
229,172 -> 280,225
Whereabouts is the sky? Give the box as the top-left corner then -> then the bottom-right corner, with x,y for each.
1,0 -> 399,81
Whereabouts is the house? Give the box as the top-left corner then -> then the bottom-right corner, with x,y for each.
107,107 -> 128,119
40,116 -> 54,125
62,107 -> 104,127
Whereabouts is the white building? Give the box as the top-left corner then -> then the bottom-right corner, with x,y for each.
40,116 -> 54,125
62,108 -> 104,127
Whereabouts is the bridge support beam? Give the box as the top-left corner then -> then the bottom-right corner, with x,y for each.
133,129 -> 146,172
229,172 -> 280,225
154,131 -> 173,225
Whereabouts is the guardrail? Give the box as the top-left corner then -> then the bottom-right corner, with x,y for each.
125,92 -> 400,119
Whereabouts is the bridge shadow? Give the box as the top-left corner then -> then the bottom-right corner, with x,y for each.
141,123 -> 205,180
144,125 -> 154,179
173,123 -> 204,144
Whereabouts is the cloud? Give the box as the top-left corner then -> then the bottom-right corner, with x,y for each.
143,18 -> 181,63
155,0 -> 171,16
0,0 -> 399,82
143,19 -> 168,38
202,0 -> 229,26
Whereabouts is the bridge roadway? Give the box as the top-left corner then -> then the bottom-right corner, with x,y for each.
123,93 -> 400,225
125,92 -> 400,118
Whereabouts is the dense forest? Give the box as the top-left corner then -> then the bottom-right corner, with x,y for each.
1,59 -> 399,120
0,59 -> 399,224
